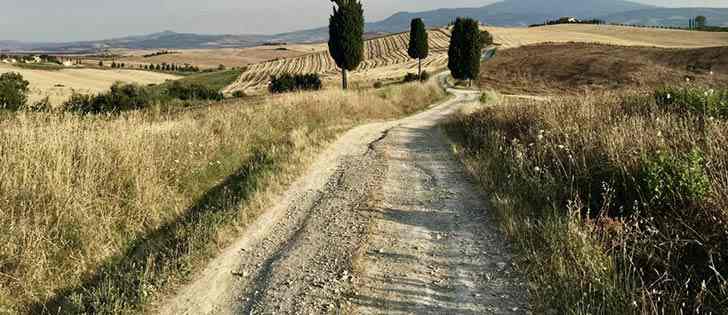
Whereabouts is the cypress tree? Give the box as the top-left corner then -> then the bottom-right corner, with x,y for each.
695,16 -> 707,29
408,18 -> 429,80
448,17 -> 483,86
328,0 -> 364,90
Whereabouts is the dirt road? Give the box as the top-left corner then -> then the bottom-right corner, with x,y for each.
160,79 -> 527,314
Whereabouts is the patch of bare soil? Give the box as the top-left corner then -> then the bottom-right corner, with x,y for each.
480,42 -> 728,95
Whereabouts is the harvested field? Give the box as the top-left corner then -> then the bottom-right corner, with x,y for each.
225,24 -> 728,94
223,29 -> 453,94
480,42 -> 728,95
107,44 -> 328,70
0,80 -> 445,314
487,24 -> 728,49
0,64 -> 179,105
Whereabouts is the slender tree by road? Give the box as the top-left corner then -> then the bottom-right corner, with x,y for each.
448,17 -> 484,86
328,0 -> 364,90
408,18 -> 429,79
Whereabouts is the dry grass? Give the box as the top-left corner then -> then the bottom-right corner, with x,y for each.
224,24 -> 728,95
0,64 -> 179,106
480,42 -> 728,95
0,80 -> 445,314
486,24 -> 728,49
101,44 -> 328,70
446,88 -> 728,313
223,29 -> 453,94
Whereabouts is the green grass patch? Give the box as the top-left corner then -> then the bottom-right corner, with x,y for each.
166,69 -> 243,91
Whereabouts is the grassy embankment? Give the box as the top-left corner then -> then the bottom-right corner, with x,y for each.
0,80 -> 445,314
446,86 -> 728,313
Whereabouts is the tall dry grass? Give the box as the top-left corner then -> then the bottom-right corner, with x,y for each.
0,81 -> 445,314
446,89 -> 728,314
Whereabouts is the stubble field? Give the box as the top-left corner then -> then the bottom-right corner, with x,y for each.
0,64 -> 179,105
224,24 -> 728,94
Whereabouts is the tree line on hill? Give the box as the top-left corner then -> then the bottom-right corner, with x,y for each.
97,60 -> 201,73
528,14 -> 727,32
141,63 -> 201,72
142,50 -> 178,58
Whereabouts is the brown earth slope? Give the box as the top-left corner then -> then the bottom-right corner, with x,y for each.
480,42 -> 728,95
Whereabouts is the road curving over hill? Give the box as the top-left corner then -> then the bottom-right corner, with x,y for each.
160,75 -> 528,314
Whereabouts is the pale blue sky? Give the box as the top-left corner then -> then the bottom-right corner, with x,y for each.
1,0 -> 726,42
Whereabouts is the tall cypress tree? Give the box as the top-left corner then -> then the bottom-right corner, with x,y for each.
328,0 -> 364,90
448,17 -> 483,86
408,18 -> 429,79
695,16 -> 707,29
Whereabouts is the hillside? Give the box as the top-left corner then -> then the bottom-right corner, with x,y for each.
0,31 -> 272,53
4,0 -> 728,51
368,0 -> 653,32
0,63 -> 179,105
602,7 -> 728,27
241,1 -> 728,44
479,42 -> 728,94
224,24 -> 728,94
486,24 -> 728,48
224,29 -> 453,93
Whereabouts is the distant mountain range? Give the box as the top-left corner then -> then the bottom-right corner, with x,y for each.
2,0 -> 727,52
273,0 -> 728,44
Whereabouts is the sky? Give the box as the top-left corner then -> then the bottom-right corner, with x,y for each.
1,0 -> 726,42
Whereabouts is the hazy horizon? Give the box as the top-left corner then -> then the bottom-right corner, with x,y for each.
2,0 -> 727,42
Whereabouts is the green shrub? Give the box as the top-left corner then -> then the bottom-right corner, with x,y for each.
0,72 -> 30,110
63,82 -> 161,114
655,86 -> 728,118
231,90 -> 246,98
402,71 -> 429,83
402,73 -> 419,83
640,149 -> 709,209
420,70 -> 430,81
269,73 -> 322,94
479,90 -> 497,103
166,81 -> 223,101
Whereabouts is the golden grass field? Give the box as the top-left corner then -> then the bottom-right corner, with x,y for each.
223,29 -> 453,94
3,24 -> 726,106
486,24 -> 728,49
223,24 -> 728,94
108,43 -> 328,69
0,64 -> 179,105
0,80 -> 445,313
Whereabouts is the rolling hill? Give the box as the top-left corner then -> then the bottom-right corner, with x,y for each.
602,7 -> 728,27
2,0 -> 727,51
234,0 -> 728,43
